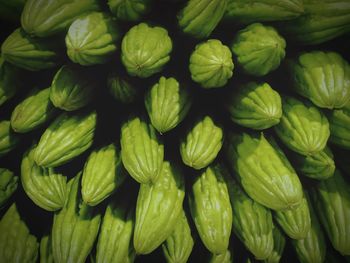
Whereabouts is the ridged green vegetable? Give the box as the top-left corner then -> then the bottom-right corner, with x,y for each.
178,0 -> 227,39
50,65 -> 95,111
274,194 -> 311,239
82,144 -> 125,206
209,248 -> 233,263
0,120 -> 19,157
275,96 -> 330,155
145,76 -> 192,133
231,23 -> 286,77
21,145 -> 67,211
107,70 -> 138,104
21,0 -> 100,37
108,0 -> 152,21
96,200 -> 135,263
66,12 -> 119,66
0,168 -> 18,208
0,0 -> 26,22
328,108 -> 350,150
121,23 -> 172,78
0,203 -> 39,262
228,179 -> 274,260
264,227 -> 286,263
1,28 -> 60,71
134,161 -> 185,255
226,132 -> 303,211
162,209 -> 194,263
52,174 -> 101,263
290,51 -> 350,109
11,88 -> 56,133
189,163 -> 232,254
34,111 -> 97,168
226,82 -> 282,130
0,56 -> 21,106
311,170 -> 350,255
120,116 -> 164,184
189,39 -> 234,89
180,116 -> 223,170
225,0 -> 304,23
40,234 -> 54,263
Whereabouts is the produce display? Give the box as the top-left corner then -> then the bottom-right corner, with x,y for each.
0,0 -> 349,262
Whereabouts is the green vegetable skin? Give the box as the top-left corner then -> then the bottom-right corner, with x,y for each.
0,120 -> 19,157
0,168 -> 18,208
108,0 -> 152,21
107,71 -> 138,104
328,107 -> 350,149
40,234 -> 54,263
0,56 -> 21,107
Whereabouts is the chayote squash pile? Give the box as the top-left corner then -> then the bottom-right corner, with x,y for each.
1,0 -> 350,262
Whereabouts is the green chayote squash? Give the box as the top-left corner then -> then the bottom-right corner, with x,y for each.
180,116 -> 223,170
328,108 -> 350,150
0,56 -> 21,107
226,132 -> 303,211
231,23 -> 286,77
0,168 -> 18,208
189,163 -> 233,254
134,161 -> 185,255
292,192 -> 326,263
121,23 -> 172,78
226,82 -> 282,130
0,0 -> 26,22
225,0 -> 304,23
264,227 -> 286,263
81,144 -> 125,206
311,170 -> 350,256
107,70 -> 139,104
275,96 -> 330,156
145,76 -> 192,133
162,209 -> 194,263
274,194 -> 311,240
209,248 -> 233,263
34,111 -> 97,168
189,39 -> 234,89
50,65 -> 95,111
21,0 -> 100,37
1,28 -> 60,71
178,0 -> 227,39
0,120 -> 19,157
52,174 -> 101,263
290,51 -> 350,109
11,88 -> 56,133
120,116 -> 164,184
0,203 -> 39,262
108,0 -> 152,21
21,145 -> 67,211
96,200 -> 135,263
40,234 -> 54,263
66,12 -> 119,66
228,179 -> 274,260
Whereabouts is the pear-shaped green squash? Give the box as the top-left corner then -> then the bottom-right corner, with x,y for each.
290,51 -> 350,109
0,168 -> 18,208
50,65 -> 95,111
108,0 -> 152,22
225,0 -> 304,23
0,0 -> 26,23
134,161 -> 185,255
0,203 -> 39,262
120,116 -> 164,184
145,76 -> 192,133
162,209 -> 194,263
209,248 -> 233,263
226,132 -> 303,211
231,23 -> 286,77
328,108 -> 350,150
180,116 -> 223,170
66,12 -> 119,66
52,174 -> 101,263
311,170 -> 350,256
21,0 -> 100,37
107,70 -> 139,104
275,96 -> 330,156
95,199 -> 135,263
11,88 -> 56,133
121,23 -> 172,78
81,144 -> 125,206
178,0 -> 227,39
190,163 -> 233,254
40,234 -> 54,263
21,145 -> 67,211
228,179 -> 274,260
0,56 -> 21,107
1,28 -> 60,71
34,111 -> 97,168
292,192 -> 326,263
0,120 -> 20,157
226,82 -> 282,130
189,39 -> 234,89
263,227 -> 286,263
274,194 -> 311,240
